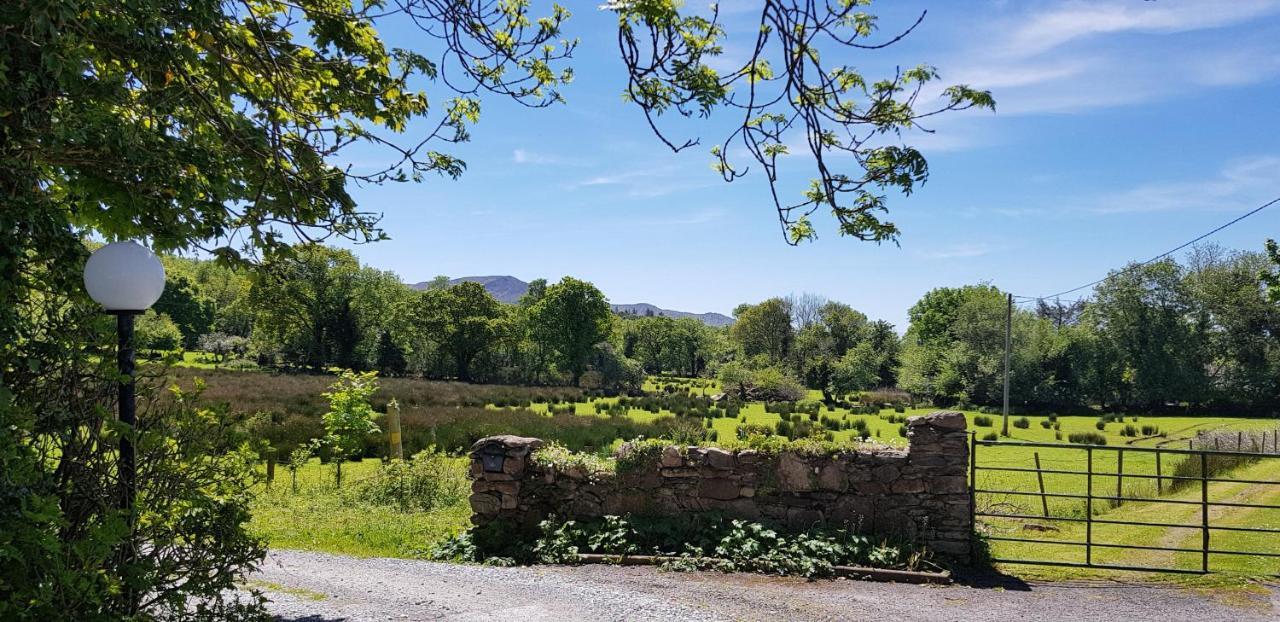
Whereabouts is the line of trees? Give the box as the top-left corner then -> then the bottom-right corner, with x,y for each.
901,246 -> 1280,413
153,242 -> 1280,413
151,245 -> 644,391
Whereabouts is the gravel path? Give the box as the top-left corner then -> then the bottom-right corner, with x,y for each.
256,550 -> 1279,622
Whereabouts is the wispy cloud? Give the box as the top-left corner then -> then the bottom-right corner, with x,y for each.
936,0 -> 1280,116
1004,0 -> 1279,56
1087,156 -> 1280,214
918,242 -> 993,260
566,164 -> 716,198
512,148 -> 581,166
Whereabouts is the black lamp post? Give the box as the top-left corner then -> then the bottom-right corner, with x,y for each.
84,241 -> 166,615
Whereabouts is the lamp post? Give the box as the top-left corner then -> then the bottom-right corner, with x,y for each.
83,241 -> 166,615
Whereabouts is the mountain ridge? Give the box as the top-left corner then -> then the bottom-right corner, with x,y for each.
408,275 -> 734,327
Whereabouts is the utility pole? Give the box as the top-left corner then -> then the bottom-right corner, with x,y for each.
1001,292 -> 1012,436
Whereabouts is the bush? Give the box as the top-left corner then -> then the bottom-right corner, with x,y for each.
1120,424 -> 1138,437
972,415 -> 993,428
352,451 -> 469,511
981,432 -> 998,441
1068,432 -> 1107,446
1140,424 -> 1161,436
1095,420 -> 1106,431
1013,417 -> 1030,429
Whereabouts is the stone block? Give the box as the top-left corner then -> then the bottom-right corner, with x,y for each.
892,478 -> 926,494
906,411 -> 966,431
698,478 -> 741,500
778,453 -> 815,492
818,464 -> 848,492
705,447 -> 735,469
468,492 -> 500,515
661,446 -> 684,468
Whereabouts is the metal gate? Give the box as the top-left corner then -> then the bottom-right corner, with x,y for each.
970,435 -> 1280,574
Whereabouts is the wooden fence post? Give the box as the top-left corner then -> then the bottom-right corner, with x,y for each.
1034,452 -> 1049,517
387,399 -> 404,460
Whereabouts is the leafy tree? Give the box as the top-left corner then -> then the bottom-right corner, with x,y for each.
1090,260 -> 1207,409
152,275 -> 216,349
248,245 -> 362,370
584,342 -> 644,393
730,298 -> 794,363
374,331 -> 408,377
613,1 -> 993,243
1264,239 -> 1280,303
320,371 -> 381,488
828,342 -> 881,398
198,332 -> 250,366
135,310 -> 184,352
416,282 -> 504,382
528,277 -> 612,384
424,275 -> 452,291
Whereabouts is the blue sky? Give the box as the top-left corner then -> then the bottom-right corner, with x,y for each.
334,0 -> 1280,329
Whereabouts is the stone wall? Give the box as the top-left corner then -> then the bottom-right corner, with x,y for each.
468,411 -> 971,561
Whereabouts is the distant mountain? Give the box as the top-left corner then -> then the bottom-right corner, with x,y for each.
610,303 -> 735,327
410,275 -> 733,326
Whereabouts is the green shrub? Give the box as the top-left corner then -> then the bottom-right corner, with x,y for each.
1068,432 -> 1107,446
972,415 -> 994,427
1095,420 -> 1106,431
1120,424 -> 1138,437
352,450 -> 469,511
1140,424 -> 1161,436
981,432 -> 998,441
1013,417 -> 1030,429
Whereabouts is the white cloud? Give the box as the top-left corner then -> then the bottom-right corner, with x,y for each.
1005,0 -> 1279,56
566,164 -> 717,198
937,0 -> 1280,117
1087,156 -> 1280,214
918,243 -> 993,260
512,149 -> 577,165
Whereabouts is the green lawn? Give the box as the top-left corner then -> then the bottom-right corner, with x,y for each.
249,458 -> 470,558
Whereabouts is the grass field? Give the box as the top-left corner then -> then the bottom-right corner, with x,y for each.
249,458 -> 470,558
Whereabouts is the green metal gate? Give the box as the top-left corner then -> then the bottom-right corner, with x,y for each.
970,436 -> 1280,574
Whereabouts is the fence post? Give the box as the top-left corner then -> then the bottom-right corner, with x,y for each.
1116,449 -> 1124,506
1034,452 -> 1049,517
968,432 -> 978,562
1156,451 -> 1163,495
1237,431 -> 1243,451
1200,451 -> 1209,573
387,399 -> 404,460
1086,446 -> 1094,566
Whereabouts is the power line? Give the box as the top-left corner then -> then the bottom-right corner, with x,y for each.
1023,195 -> 1280,301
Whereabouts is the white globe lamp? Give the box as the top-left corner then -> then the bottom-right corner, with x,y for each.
84,241 -> 166,312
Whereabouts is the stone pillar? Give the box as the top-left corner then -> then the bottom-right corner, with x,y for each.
468,435 -> 542,525
905,410 -> 971,563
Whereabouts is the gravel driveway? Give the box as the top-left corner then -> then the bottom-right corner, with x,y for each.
256,550 -> 1278,622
